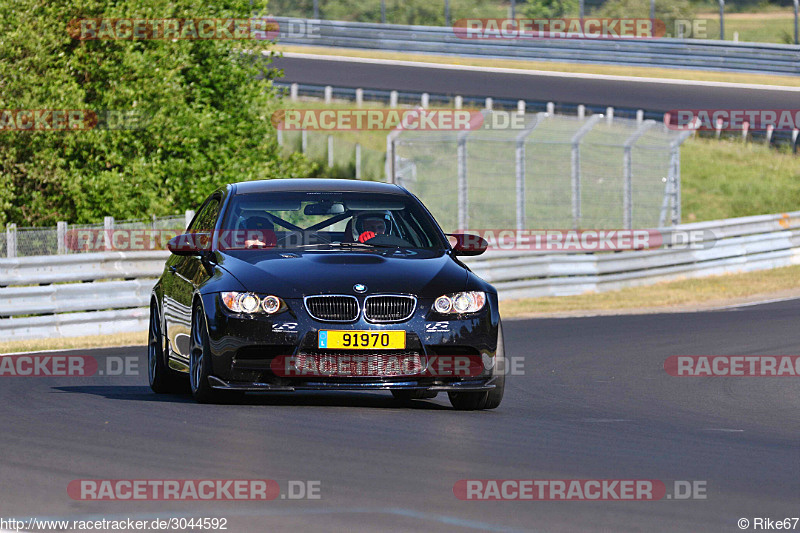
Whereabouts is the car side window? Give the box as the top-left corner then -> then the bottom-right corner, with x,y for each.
190,197 -> 221,232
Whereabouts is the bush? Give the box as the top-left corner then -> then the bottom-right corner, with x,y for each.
0,0 -> 316,227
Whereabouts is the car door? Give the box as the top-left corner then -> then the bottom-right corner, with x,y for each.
165,195 -> 222,364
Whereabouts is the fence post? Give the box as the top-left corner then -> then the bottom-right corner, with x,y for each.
356,88 -> 364,107
57,221 -> 67,255
386,129 -> 402,183
390,90 -> 398,108
517,100 -> 525,115
793,129 -> 799,154
327,135 -> 334,168
606,107 -> 614,126
457,135 -> 468,231
277,129 -> 283,146
151,214 -> 157,251
719,0 -> 725,40
570,114 -> 603,229
636,109 -> 644,125
485,97 -> 493,110
324,85 -> 333,104
514,114 -> 543,231
546,102 -> 555,115
623,120 -> 657,230
577,105 -> 585,120
104,216 -> 114,252
445,0 -> 451,26
301,130 -> 308,153
185,210 -> 195,230
454,95 -> 463,110
794,0 -> 799,44
6,223 -> 16,258
290,83 -> 298,101
421,92 -> 429,108
355,143 -> 362,180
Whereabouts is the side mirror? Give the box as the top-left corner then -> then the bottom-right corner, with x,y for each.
167,232 -> 212,256
447,233 -> 488,256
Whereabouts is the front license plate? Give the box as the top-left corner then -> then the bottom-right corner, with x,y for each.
318,330 -> 406,350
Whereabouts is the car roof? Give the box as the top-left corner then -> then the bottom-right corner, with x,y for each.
233,179 -> 407,195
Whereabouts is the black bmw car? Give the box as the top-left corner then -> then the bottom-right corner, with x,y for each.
148,179 -> 505,410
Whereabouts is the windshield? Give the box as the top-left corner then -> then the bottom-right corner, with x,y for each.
220,190 -> 448,251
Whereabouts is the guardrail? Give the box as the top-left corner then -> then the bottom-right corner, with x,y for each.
273,17 -> 800,75
1,211 -> 799,341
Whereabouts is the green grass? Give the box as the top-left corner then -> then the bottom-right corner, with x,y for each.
681,136 -> 800,222
696,12 -> 797,43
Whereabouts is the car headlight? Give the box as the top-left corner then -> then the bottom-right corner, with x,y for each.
433,291 -> 486,314
221,292 -> 285,315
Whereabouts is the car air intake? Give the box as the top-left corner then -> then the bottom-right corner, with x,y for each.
364,295 -> 416,322
305,295 -> 359,322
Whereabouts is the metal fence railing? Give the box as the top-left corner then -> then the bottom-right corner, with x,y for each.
1,213 -> 192,259
388,111 -> 694,232
270,17 -> 800,75
2,211 -> 798,340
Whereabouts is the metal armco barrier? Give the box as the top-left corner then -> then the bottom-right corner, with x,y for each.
272,17 -> 800,75
1,212 -> 799,341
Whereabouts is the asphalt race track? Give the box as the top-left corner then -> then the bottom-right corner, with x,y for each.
271,55 -> 800,113
1,300 -> 798,532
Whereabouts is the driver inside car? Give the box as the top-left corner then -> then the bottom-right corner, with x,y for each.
352,211 -> 392,243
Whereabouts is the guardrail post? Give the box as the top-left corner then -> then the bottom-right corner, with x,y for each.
571,114 -> 603,229
455,95 -> 463,110
151,215 -> 157,250
290,83 -> 298,101
671,146 -> 682,225
793,129 -> 799,154
276,129 -> 283,146
390,91 -> 398,108
606,107 -> 614,126
546,102 -> 555,115
577,105 -> 585,120
324,85 -> 332,104
766,125 -> 774,145
57,221 -> 67,255
6,223 -> 16,258
356,88 -> 363,107
485,97 -> 493,110
421,92 -> 429,108
517,100 -> 525,115
185,210 -> 195,230
103,216 -> 114,252
355,143 -> 362,180
327,135 -> 334,168
623,120 -> 657,229
301,130 -> 308,153
636,109 -> 644,125
742,121 -> 749,142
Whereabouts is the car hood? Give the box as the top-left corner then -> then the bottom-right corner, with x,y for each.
215,249 -> 468,298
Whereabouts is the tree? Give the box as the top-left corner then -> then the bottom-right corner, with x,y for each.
0,0 -> 315,227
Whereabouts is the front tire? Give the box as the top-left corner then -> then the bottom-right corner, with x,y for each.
189,302 -> 233,404
148,299 -> 185,394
